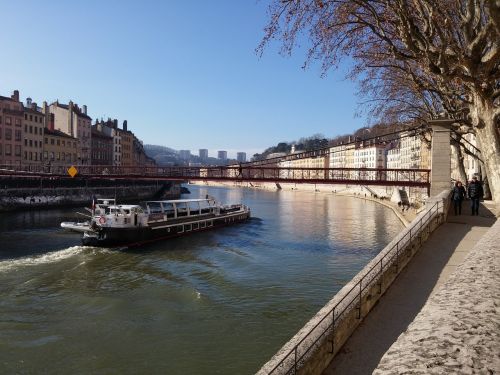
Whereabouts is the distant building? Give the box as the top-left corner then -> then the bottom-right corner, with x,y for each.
43,127 -> 78,173
117,120 -> 133,167
217,150 -> 227,160
91,125 -> 113,166
399,131 -> 430,169
199,149 -> 208,161
98,119 -> 122,166
0,90 -> 24,166
354,142 -> 386,169
49,100 -> 92,165
236,152 -> 246,163
386,143 -> 401,169
179,150 -> 191,160
279,156 -> 328,179
266,152 -> 286,159
23,97 -> 44,166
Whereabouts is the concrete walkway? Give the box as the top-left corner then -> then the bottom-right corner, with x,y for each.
323,201 -> 498,375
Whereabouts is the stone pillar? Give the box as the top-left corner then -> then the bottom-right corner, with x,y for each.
430,119 -> 453,197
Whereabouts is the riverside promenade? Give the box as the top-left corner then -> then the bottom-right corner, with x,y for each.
323,201 -> 499,374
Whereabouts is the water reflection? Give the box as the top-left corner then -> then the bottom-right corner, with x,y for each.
0,185 -> 402,374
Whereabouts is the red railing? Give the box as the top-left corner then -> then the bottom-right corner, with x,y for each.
0,164 -> 430,188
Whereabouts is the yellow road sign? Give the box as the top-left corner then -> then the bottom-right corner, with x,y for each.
68,165 -> 78,178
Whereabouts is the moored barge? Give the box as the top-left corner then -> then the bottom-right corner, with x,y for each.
79,197 -> 250,247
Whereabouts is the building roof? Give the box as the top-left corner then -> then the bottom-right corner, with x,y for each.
0,95 -> 16,102
91,126 -> 113,139
44,128 -> 77,139
52,102 -> 92,120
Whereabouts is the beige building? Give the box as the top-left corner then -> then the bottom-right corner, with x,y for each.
0,90 -> 24,167
23,98 -> 44,167
279,156 -> 328,179
117,121 -> 133,167
43,128 -> 78,174
49,101 -> 92,165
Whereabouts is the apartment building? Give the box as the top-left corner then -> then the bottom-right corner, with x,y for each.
98,119 -> 122,166
0,90 -> 24,166
23,98 -> 44,166
49,101 -> 92,165
91,125 -> 113,166
43,128 -> 78,173
354,142 -> 386,169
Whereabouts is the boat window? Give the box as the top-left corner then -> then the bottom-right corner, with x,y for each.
188,201 -> 200,216
147,202 -> 163,214
178,225 -> 184,233
176,202 -> 188,217
185,224 -> 192,232
162,203 -> 175,219
193,223 -> 199,230
199,200 -> 211,214
123,209 -> 130,214
201,221 -> 206,228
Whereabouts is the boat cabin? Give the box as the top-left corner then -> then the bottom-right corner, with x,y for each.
144,199 -> 218,221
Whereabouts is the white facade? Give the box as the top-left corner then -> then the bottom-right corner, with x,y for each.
354,144 -> 386,168
399,132 -> 423,169
386,147 -> 401,169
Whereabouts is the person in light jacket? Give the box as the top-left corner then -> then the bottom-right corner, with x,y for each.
467,176 -> 484,216
451,181 -> 466,215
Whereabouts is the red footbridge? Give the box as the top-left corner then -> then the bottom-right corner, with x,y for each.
0,164 -> 431,192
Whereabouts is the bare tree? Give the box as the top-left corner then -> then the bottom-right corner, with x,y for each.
259,0 -> 500,202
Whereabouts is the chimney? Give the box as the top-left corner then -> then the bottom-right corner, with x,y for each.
113,119 -> 118,129
11,90 -> 20,102
123,120 -> 128,131
32,102 -> 37,110
82,105 -> 87,115
48,113 -> 55,131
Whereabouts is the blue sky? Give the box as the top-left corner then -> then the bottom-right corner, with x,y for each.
0,0 -> 365,158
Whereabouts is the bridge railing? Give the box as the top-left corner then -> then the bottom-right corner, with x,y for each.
0,164 -> 430,187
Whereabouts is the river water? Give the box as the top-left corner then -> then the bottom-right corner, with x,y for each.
0,186 -> 402,374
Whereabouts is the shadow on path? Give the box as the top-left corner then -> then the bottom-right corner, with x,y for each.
323,203 -> 496,375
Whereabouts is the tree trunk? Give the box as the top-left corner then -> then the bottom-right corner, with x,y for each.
471,96 -> 500,204
451,141 -> 468,184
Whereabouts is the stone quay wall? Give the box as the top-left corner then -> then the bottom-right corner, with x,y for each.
257,190 -> 451,375
0,182 -> 181,212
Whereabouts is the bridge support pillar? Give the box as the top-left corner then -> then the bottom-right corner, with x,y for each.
430,119 -> 453,197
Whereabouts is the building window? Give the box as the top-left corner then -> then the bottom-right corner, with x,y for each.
29,115 -> 33,121
24,139 -> 28,146
6,116 -> 12,125
15,145 -> 21,156
29,139 -> 33,147
57,139 -> 60,146
15,130 -> 21,141
44,151 -> 48,160
51,139 -> 54,145
24,114 -> 27,120
5,129 -> 12,140
45,137 -> 48,144
15,118 -> 21,126
5,144 -> 11,155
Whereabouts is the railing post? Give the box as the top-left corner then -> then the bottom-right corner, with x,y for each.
357,281 -> 362,319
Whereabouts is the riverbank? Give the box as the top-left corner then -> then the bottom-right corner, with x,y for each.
0,179 -> 181,212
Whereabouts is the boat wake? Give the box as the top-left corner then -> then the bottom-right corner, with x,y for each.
0,246 -> 104,272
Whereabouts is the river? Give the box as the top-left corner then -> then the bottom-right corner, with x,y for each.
0,185 -> 402,374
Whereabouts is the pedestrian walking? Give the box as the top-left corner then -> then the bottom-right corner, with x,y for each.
451,181 -> 466,215
467,176 -> 483,216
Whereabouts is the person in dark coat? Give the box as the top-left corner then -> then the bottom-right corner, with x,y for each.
467,176 -> 484,215
451,181 -> 466,215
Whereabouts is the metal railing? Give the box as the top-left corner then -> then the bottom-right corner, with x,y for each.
268,199 -> 444,374
0,164 -> 431,189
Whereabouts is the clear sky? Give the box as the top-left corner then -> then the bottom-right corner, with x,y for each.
0,0 -> 366,158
